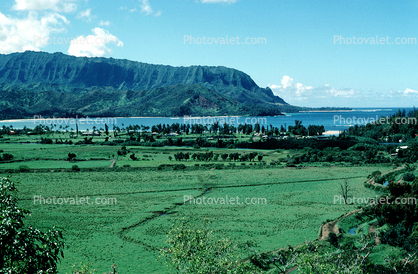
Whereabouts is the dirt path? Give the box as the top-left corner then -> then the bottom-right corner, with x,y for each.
365,165 -> 404,186
286,266 -> 298,273
319,209 -> 362,240
368,225 -> 380,244
109,159 -> 116,167
109,156 -> 118,167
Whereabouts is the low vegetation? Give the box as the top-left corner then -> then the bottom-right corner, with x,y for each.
1,108 -> 418,273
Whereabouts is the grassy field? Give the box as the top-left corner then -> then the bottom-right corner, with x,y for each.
5,163 -> 393,273
0,142 -> 295,171
0,133 -> 405,272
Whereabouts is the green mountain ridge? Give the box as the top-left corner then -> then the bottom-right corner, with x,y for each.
0,51 -> 295,118
0,83 -> 284,118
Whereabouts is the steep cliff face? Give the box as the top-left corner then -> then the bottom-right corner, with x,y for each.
0,82 -> 284,118
0,51 -> 286,105
0,51 -> 291,118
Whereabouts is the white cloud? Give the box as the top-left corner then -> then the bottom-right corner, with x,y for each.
268,75 -> 362,107
13,0 -> 77,13
140,0 -> 153,15
269,76 -> 417,107
67,27 -> 124,57
139,0 -> 161,16
399,88 -> 418,96
269,75 -> 315,97
201,0 -> 239,3
325,87 -> 356,97
281,75 -> 294,88
77,9 -> 92,21
268,84 -> 281,89
0,11 -> 68,54
99,20 -> 110,26
270,76 -> 359,98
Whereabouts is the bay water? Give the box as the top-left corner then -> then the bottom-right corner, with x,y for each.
0,108 -> 413,133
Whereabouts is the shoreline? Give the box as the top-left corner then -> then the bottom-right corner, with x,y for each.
299,110 -> 355,113
0,114 -> 285,123
323,130 -> 341,135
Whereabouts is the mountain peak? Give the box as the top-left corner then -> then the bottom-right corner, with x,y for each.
0,51 -> 288,118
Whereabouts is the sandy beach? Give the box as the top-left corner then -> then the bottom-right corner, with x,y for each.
323,130 -> 341,135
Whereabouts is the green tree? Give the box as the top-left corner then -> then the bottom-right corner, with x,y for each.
0,177 -> 65,273
105,124 -> 109,135
92,126 -> 97,139
213,153 -> 219,161
68,152 -> 76,161
254,123 -> 260,133
403,173 -> 415,182
160,220 -> 262,273
1,153 -> 13,161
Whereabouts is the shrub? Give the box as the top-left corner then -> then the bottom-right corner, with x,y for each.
40,138 -> 53,144
70,262 -> 119,274
69,262 -> 96,274
380,223 -> 415,251
0,177 -> 65,273
72,165 -> 80,172
327,232 -> 339,247
117,146 -> 128,156
160,220 -> 262,273
368,170 -> 382,179
1,153 -> 13,161
173,164 -> 186,170
68,152 -> 76,161
221,154 -> 228,161
403,173 -> 415,182
18,165 -> 30,172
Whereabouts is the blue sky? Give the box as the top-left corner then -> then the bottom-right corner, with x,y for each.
1,0 -> 417,108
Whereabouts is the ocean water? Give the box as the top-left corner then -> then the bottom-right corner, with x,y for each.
0,108 -> 413,133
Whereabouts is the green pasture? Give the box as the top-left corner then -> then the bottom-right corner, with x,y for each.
0,143 -> 116,160
6,164 -> 393,273
0,131 -> 250,146
0,143 -> 289,169
0,160 -> 112,169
